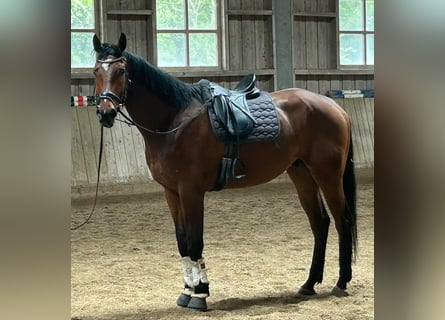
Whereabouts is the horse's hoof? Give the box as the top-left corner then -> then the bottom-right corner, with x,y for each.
298,286 -> 317,296
176,293 -> 191,308
331,285 -> 349,297
187,296 -> 207,311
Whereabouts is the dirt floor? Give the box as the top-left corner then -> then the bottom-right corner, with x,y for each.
71,181 -> 374,320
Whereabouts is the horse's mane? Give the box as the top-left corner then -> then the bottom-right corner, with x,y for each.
96,43 -> 194,109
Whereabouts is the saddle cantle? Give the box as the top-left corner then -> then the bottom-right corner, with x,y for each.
193,75 -> 280,191
233,73 -> 257,93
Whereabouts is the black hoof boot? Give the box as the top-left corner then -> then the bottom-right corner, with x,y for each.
187,296 -> 207,311
176,293 -> 192,308
331,285 -> 349,297
298,286 -> 317,296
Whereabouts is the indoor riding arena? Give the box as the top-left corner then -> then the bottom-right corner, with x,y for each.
71,1 -> 374,319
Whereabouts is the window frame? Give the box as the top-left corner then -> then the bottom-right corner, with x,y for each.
154,0 -> 222,71
337,0 -> 374,70
71,0 -> 100,74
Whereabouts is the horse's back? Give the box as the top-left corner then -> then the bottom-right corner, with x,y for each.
269,88 -> 351,169
272,88 -> 350,137
272,88 -> 347,118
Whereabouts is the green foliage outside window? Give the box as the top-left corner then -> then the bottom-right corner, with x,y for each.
71,0 -> 95,68
156,0 -> 185,30
339,0 -> 363,31
156,0 -> 218,67
157,33 -> 187,66
365,0 -> 374,32
71,0 -> 94,29
339,0 -> 374,66
188,0 -> 216,29
190,33 -> 217,66
71,32 -> 95,68
340,34 -> 364,65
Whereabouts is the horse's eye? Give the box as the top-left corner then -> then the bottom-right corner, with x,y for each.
119,69 -> 126,75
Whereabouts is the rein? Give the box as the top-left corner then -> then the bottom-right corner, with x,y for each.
116,107 -> 203,135
71,125 -> 104,230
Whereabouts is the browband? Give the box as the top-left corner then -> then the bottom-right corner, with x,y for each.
97,56 -> 127,64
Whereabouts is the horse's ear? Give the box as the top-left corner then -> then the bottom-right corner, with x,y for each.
118,33 -> 127,52
93,34 -> 102,52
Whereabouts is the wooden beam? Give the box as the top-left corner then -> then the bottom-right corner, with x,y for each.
294,69 -> 374,75
107,10 -> 153,16
227,10 -> 273,16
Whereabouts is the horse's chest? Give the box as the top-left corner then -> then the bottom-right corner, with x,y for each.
146,154 -> 182,189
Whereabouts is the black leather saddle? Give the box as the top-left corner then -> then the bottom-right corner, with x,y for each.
197,74 -> 260,140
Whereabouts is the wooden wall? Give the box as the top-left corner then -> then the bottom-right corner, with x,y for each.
292,0 -> 374,94
72,107 -> 150,188
71,0 -> 374,188
336,98 -> 374,169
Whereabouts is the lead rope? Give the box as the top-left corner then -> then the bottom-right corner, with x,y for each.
71,125 -> 104,230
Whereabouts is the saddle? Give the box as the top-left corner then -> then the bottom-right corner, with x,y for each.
200,74 -> 260,139
194,74 -> 274,191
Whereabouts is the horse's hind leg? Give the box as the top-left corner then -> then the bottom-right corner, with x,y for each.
309,154 -> 356,297
287,163 -> 330,295
316,177 -> 352,296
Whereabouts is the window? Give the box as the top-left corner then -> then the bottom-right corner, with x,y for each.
71,0 -> 97,68
156,0 -> 218,67
339,0 -> 374,66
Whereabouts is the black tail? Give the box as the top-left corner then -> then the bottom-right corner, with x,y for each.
343,134 -> 357,260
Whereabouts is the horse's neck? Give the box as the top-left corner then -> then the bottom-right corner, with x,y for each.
125,85 -> 185,174
126,84 -> 179,133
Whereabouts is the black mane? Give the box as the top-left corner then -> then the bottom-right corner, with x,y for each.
96,43 -> 194,109
125,51 -> 194,109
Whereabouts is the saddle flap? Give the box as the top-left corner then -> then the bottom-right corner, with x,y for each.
227,100 -> 254,137
213,96 -> 254,137
196,74 -> 263,139
212,97 -> 229,124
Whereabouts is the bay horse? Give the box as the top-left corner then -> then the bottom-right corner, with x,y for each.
92,33 -> 357,311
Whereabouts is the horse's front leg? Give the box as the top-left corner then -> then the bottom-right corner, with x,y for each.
164,188 -> 209,311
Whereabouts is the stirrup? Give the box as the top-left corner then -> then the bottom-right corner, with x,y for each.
233,158 -> 247,180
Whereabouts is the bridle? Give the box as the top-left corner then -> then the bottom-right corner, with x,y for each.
95,56 -> 131,112
95,55 -> 203,135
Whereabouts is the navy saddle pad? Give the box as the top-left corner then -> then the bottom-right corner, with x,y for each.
207,91 -> 280,144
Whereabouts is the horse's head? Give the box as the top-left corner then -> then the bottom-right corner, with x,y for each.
93,33 -> 130,128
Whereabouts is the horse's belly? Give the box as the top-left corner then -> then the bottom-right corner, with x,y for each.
224,140 -> 296,189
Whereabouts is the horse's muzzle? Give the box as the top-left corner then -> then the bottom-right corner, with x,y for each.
96,107 -> 117,128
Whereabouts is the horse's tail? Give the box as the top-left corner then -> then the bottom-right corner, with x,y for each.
343,132 -> 358,260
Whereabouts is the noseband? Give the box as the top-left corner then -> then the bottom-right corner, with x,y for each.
95,56 -> 131,110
